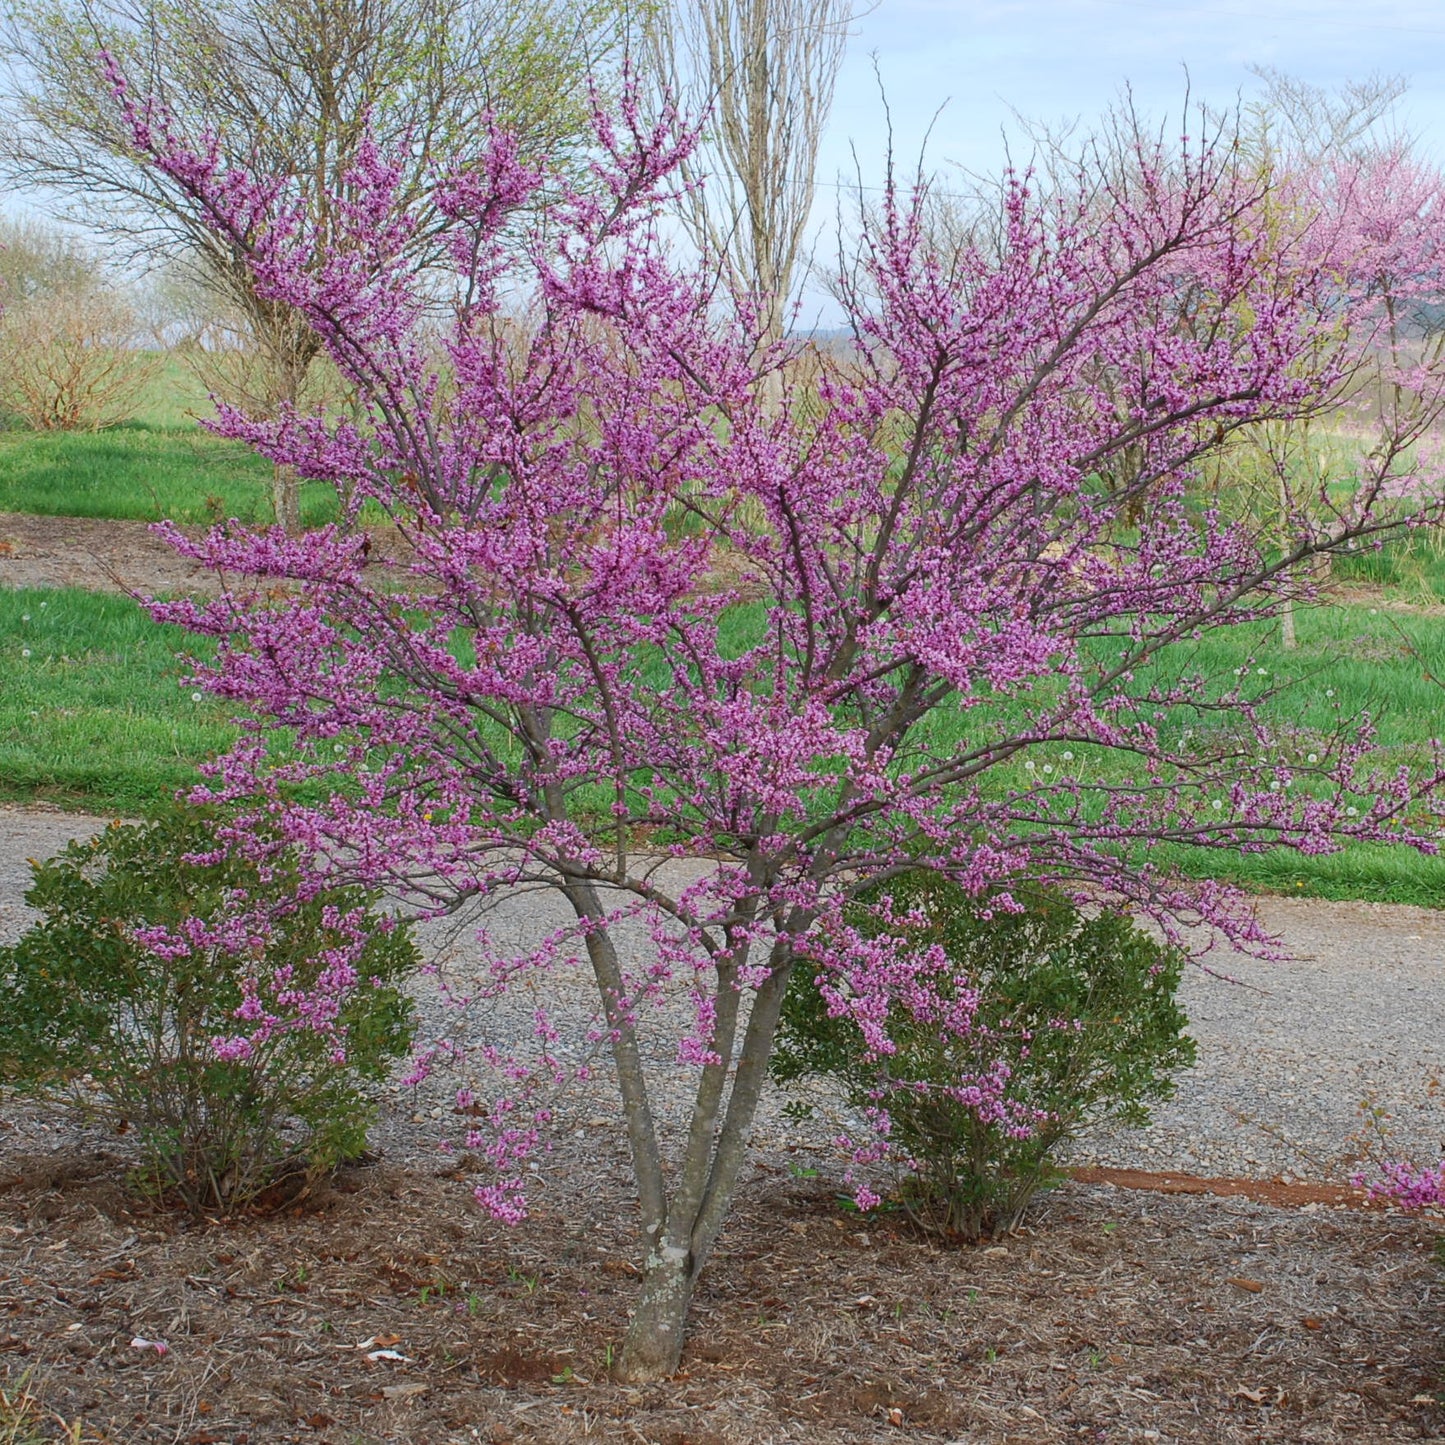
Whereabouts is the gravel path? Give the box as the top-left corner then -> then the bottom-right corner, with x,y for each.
3,804 -> 1442,1187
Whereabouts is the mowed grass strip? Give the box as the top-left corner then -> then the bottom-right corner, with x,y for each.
3,582 -> 1445,904
0,423 -> 339,528
0,363 -> 338,527
0,587 -> 235,813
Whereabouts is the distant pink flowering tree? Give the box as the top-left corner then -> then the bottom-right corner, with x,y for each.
114,70 -> 1445,1379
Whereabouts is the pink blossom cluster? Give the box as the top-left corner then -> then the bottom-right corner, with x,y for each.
1357,1160 -> 1445,1213
129,891 -> 377,1065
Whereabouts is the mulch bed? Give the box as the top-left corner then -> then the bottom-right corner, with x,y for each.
2,1145 -> 1443,1444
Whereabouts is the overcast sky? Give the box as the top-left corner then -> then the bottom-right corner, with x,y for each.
6,0 -> 1441,303
820,0 -> 1445,180
784,0 -> 1445,321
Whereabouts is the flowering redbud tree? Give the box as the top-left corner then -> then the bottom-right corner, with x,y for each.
115,74 -> 1445,1378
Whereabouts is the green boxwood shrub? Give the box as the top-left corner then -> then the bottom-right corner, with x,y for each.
772,872 -> 1195,1241
0,804 -> 417,1212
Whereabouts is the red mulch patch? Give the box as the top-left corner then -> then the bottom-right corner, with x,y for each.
1068,1166 -> 1386,1211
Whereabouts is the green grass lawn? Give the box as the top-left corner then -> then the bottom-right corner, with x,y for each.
0,362 -> 339,527
0,587 -> 235,812
4,583 -> 1445,904
1333,530 -> 1445,603
8,360 -> 1445,904
1143,601 -> 1445,905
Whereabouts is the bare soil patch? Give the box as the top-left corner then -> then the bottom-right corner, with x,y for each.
1,1140 -> 1442,1444
0,513 -> 218,597
0,513 -> 762,602
1066,1167 -> 1385,1212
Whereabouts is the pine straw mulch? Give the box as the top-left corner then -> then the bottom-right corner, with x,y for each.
1,1145 -> 1443,1445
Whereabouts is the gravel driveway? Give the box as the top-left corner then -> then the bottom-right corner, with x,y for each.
2,804 -> 1442,1187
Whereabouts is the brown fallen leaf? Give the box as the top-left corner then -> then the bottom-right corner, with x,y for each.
1227,1277 -> 1264,1293
1236,1385 -> 1267,1404
1301,1317 -> 1323,1330
355,1333 -> 402,1350
88,1265 -> 137,1284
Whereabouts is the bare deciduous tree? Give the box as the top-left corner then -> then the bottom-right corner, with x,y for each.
1245,66 -> 1408,164
1,0 -> 625,526
1235,70 -> 1416,649
0,218 -> 158,431
646,0 -> 853,359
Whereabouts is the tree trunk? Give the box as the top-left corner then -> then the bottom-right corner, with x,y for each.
272,463 -> 302,534
615,1245 -> 696,1382
1277,467 -> 1296,650
610,947 -> 797,1381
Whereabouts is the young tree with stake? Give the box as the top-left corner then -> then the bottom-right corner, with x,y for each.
116,77 -> 1445,1379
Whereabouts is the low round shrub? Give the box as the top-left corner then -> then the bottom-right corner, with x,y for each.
773,872 -> 1195,1241
0,803 -> 417,1212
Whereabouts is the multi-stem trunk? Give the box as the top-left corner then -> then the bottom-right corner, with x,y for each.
608,935 -> 797,1382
